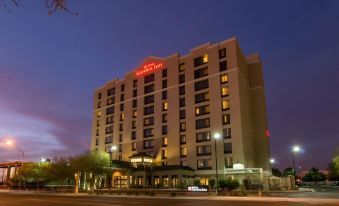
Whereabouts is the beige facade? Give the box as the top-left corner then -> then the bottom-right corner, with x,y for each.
91,37 -> 271,181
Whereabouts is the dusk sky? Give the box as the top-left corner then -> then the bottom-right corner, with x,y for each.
0,0 -> 338,170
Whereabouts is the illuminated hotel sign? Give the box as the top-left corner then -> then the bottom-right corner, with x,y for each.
187,186 -> 209,192
135,62 -> 164,76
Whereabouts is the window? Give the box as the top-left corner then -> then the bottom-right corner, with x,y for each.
162,125 -> 168,135
225,157 -> 233,168
194,54 -> 208,67
162,137 -> 168,147
106,116 -> 113,124
195,105 -> 210,116
224,143 -> 232,154
119,144 -> 122,152
144,84 -> 154,94
222,100 -> 230,110
162,90 -> 167,100
181,147 -> 187,157
196,131 -> 211,142
180,135 -> 186,144
162,102 -> 168,111
133,89 -> 137,97
132,110 -> 137,118
98,92 -> 102,99
179,63 -> 185,72
179,74 -> 185,84
120,94 -> 124,101
180,122 -> 186,132
96,128 -> 99,136
162,113 -> 167,123
195,92 -> 209,103
194,67 -> 208,79
119,123 -> 123,131
143,128 -> 154,138
105,126 -> 113,134
96,119 -> 100,126
121,84 -> 125,92
106,106 -> 114,115
219,48 -> 226,58
143,139 -> 154,149
107,88 -> 115,96
105,136 -> 113,144
162,80 -> 167,88
131,131 -> 136,140
220,61 -> 227,71
180,110 -> 186,119
120,113 -> 125,121
119,134 -> 123,142
97,111 -> 102,117
221,87 -> 229,96
97,101 -> 101,108
195,79 -> 209,91
222,114 -> 231,125
179,86 -> 185,95
162,175 -> 169,187
144,106 -> 154,115
144,117 -> 154,126
132,120 -> 136,129
197,145 -> 211,156
162,69 -> 167,78
131,142 -> 136,151
197,159 -> 212,169
133,99 -> 137,108
220,74 -> 228,83
144,95 -> 154,104
178,98 -> 185,107
196,118 -> 210,129
120,104 -> 124,111
133,79 -> 138,87
223,128 -> 231,139
162,150 -> 167,159
95,138 -> 99,146
144,74 -> 155,84
107,97 -> 114,105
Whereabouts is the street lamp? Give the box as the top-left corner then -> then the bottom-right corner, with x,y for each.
109,145 -> 118,189
213,132 -> 221,195
5,140 -> 24,165
291,145 -> 301,176
270,158 -> 277,169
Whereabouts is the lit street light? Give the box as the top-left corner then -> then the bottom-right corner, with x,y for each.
213,132 -> 221,195
291,145 -> 301,176
5,140 -> 25,165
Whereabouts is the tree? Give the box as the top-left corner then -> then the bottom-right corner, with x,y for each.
329,160 -> 339,181
218,179 -> 239,195
208,179 -> 215,189
47,157 -> 74,188
283,167 -> 295,176
272,168 -> 282,177
193,179 -> 200,186
302,167 -> 326,185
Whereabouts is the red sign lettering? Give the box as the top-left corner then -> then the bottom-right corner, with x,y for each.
136,62 -> 164,76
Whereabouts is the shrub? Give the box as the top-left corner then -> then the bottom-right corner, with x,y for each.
193,179 -> 200,186
218,179 -> 240,195
208,179 -> 216,189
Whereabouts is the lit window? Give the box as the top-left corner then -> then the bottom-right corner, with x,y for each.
97,111 -> 102,117
202,54 -> 208,63
163,102 -> 168,111
221,87 -> 229,96
221,74 -> 228,83
222,100 -> 230,110
196,107 -> 200,115
162,150 -> 167,159
132,110 -> 137,118
120,113 -> 125,120
132,142 -> 136,151
181,147 -> 187,157
163,137 -> 168,147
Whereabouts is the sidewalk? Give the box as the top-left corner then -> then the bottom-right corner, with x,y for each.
1,189 -> 339,204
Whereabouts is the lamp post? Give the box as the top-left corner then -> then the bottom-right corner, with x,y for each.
5,140 -> 25,165
270,158 -> 276,168
110,145 -> 117,188
291,145 -> 300,176
213,132 -> 221,195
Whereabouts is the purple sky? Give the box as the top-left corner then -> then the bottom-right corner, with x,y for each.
0,0 -> 338,170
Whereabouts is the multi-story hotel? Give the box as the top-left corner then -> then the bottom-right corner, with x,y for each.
91,37 -> 271,189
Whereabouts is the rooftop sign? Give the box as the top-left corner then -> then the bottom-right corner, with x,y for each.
135,62 -> 164,76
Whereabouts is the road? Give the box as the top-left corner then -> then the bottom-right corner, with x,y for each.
1,193 -> 339,206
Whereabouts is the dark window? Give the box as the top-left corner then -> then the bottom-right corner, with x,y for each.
195,92 -> 209,103
144,74 -> 155,84
195,79 -> 209,91
219,48 -> 226,59
120,84 -> 125,92
180,122 -> 186,132
194,67 -> 208,79
95,138 -> 99,145
179,74 -> 185,84
179,86 -> 185,95
180,135 -> 186,144
223,128 -> 231,139
96,129 -> 99,136
131,131 -> 136,140
143,139 -> 154,149
162,150 -> 167,159
196,118 -> 210,129
195,105 -> 210,116
107,97 -> 114,105
194,54 -> 208,67
98,92 -> 102,99
133,89 -> 137,97
106,106 -> 114,115
179,63 -> 185,72
162,125 -> 168,135
133,99 -> 137,108
133,79 -> 138,87
106,116 -> 113,124
143,128 -> 154,138
120,104 -> 124,111
196,131 -> 211,142
144,117 -> 154,126
144,84 -> 154,94
162,80 -> 167,88
197,145 -> 211,156
120,94 -> 124,101
105,126 -> 113,134
162,113 -> 167,123
222,114 -> 231,125
197,159 -> 212,170
107,88 -> 115,96
119,134 -> 123,142
162,91 -> 167,100
119,123 -> 123,132
179,98 -> 185,107
105,136 -> 113,144
162,69 -> 167,78
144,95 -> 154,104
144,106 -> 154,115
180,110 -> 186,119
224,143 -> 232,154
220,61 -> 227,71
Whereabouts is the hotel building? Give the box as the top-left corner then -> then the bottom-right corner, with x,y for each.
91,37 -> 271,188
